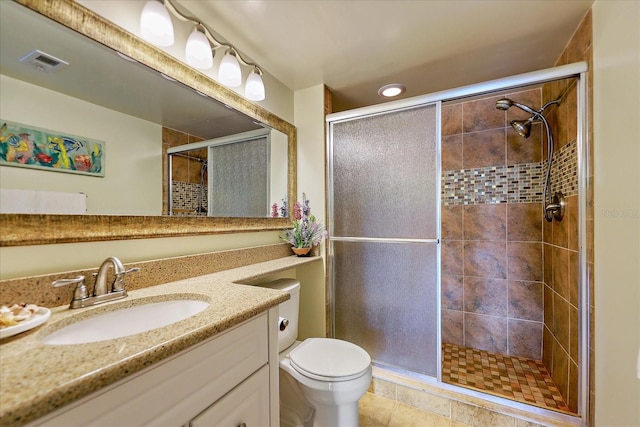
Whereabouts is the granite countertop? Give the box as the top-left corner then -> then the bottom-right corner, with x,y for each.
0,255 -> 318,427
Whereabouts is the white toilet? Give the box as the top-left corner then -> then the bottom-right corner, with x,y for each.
260,279 -> 372,427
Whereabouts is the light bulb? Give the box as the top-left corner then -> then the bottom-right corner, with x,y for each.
185,28 -> 213,69
140,1 -> 174,47
245,69 -> 265,101
218,50 -> 242,87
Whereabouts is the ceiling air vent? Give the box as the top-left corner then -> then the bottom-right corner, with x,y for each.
19,49 -> 69,73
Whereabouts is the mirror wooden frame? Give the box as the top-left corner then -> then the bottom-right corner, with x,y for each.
0,0 -> 296,247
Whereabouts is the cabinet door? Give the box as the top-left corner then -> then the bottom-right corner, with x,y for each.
189,365 -> 270,427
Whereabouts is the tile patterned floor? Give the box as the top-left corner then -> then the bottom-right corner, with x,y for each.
441,343 -> 571,413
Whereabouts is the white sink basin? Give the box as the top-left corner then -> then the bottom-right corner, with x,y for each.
42,299 -> 209,345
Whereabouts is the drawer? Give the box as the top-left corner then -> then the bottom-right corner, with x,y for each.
189,365 -> 270,427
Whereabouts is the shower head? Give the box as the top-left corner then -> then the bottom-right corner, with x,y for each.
510,119 -> 532,138
497,95 -> 562,222
497,96 -> 562,139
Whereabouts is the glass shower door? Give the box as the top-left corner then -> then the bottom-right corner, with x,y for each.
328,103 -> 440,377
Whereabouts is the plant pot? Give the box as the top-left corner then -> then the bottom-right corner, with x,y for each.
291,247 -> 312,257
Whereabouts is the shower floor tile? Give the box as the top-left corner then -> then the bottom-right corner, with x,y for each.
442,343 -> 571,413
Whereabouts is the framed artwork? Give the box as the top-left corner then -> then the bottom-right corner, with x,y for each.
0,119 -> 105,177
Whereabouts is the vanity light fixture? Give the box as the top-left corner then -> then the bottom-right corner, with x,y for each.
378,83 -> 406,98
185,26 -> 213,69
140,0 -> 174,47
245,68 -> 266,101
139,0 -> 266,100
218,49 -> 242,87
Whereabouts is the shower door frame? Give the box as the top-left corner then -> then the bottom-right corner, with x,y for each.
327,102 -> 443,378
326,61 -> 590,425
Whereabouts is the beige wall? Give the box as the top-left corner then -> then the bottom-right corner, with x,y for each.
293,84 -> 329,338
0,75 -> 162,215
593,1 -> 640,425
0,231 -> 282,280
294,84 -> 327,225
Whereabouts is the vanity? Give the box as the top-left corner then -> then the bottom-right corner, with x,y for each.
0,255 -> 320,427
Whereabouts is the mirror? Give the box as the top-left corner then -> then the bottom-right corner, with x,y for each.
0,0 -> 296,246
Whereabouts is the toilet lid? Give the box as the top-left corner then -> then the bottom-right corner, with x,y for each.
288,338 -> 371,381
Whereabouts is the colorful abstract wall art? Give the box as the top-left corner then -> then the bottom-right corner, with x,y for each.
0,119 -> 105,177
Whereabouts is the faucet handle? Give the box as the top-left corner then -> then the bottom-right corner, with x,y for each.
52,276 -> 88,301
93,268 -> 139,278
112,267 -> 141,292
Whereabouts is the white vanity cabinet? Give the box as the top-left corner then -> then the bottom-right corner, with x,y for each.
27,309 -> 279,427
188,365 -> 270,426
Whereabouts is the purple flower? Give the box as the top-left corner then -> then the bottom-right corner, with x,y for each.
279,193 -> 327,249
293,201 -> 302,220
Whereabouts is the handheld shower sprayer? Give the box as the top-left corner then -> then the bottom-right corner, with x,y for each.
495,98 -> 537,114
496,97 -> 564,222
496,98 -> 560,125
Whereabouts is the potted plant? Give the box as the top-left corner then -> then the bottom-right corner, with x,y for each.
280,193 -> 327,256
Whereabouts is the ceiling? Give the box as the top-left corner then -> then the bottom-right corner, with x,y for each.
178,0 -> 593,111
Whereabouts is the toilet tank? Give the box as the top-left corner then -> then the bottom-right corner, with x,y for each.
259,278 -> 300,352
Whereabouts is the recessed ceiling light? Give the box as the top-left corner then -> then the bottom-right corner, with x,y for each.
378,83 -> 406,98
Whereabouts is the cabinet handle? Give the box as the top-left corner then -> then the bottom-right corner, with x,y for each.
238,423 -> 246,427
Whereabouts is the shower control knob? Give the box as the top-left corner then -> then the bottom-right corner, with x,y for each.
279,317 -> 289,331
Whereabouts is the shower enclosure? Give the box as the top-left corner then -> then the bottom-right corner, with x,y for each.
327,62 -> 589,422
167,129 -> 272,217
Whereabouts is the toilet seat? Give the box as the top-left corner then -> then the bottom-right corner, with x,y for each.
288,338 -> 371,382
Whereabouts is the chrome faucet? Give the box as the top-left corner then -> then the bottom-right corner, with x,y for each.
94,256 -> 126,296
53,256 -> 140,309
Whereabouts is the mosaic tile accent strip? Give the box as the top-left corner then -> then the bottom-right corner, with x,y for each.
442,343 -> 572,414
171,181 -> 207,214
442,162 -> 544,205
442,140 -> 578,206
549,139 -> 578,197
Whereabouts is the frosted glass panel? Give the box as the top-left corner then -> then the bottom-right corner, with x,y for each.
332,241 -> 438,376
208,137 -> 268,217
331,105 -> 438,239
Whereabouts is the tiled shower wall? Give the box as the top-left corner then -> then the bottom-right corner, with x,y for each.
171,180 -> 208,215
540,80 -> 579,412
162,127 -> 207,215
540,10 -> 593,415
440,87 -> 582,411
441,88 -> 546,360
